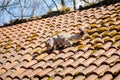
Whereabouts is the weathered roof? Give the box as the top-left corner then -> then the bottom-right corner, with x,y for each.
0,2 -> 120,80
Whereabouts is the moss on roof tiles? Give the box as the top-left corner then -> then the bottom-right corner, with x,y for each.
110,30 -> 117,37
115,35 -> 120,41
91,23 -> 98,28
94,43 -> 103,50
104,37 -> 113,43
118,44 -> 120,49
98,27 -> 108,33
47,77 -> 53,80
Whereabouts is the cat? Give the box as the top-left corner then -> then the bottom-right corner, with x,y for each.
45,27 -> 85,51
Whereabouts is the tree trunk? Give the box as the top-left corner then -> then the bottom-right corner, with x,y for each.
61,0 -> 66,7
73,0 -> 76,10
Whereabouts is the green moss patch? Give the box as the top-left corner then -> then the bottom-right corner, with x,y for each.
98,27 -> 108,33
116,15 -> 120,20
47,77 -> 53,80
74,71 -> 80,76
117,44 -> 120,49
91,23 -> 98,28
104,37 -> 112,43
77,44 -> 85,51
92,49 -> 97,54
94,43 -> 103,50
110,31 -> 117,37
115,35 -> 120,41
92,33 -> 99,38
88,29 -> 96,35
94,39 -> 102,44
52,31 -> 60,36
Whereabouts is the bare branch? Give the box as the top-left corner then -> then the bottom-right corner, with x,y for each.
43,0 -> 51,11
51,0 -> 59,10
5,9 -> 17,17
79,0 -> 91,5
73,0 -> 76,10
19,0 -> 24,18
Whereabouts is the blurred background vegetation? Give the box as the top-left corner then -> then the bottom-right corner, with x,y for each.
0,0 -> 118,26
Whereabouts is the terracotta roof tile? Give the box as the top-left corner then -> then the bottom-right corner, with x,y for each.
0,2 -> 120,80
102,48 -> 116,57
74,56 -> 86,65
62,76 -> 73,80
103,55 -> 119,65
26,68 -> 42,78
93,64 -> 109,76
53,76 -> 62,80
58,66 -> 74,76
12,61 -> 28,70
107,62 -> 120,74
82,57 -> 96,67
70,51 -> 84,60
47,67 -> 64,77
58,58 -> 74,67
69,65 -> 85,76
0,69 -> 12,79
91,56 -> 107,66
36,67 -> 53,77
0,68 -> 7,75
114,49 -> 120,56
82,65 -> 97,75
30,61 -> 44,69
3,61 -> 20,70
114,74 -> 120,80
74,75 -> 85,80
24,60 -> 38,68
4,77 -> 13,80
85,74 -> 98,80
16,68 -> 33,79
100,73 -> 113,80
48,59 -> 64,68
102,42 -> 112,50
90,49 -> 105,58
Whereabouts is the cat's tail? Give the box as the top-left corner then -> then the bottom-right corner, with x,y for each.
70,27 -> 86,42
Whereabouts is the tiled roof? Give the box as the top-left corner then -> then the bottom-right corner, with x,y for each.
0,2 -> 120,80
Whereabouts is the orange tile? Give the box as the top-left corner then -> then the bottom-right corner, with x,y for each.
85,74 -> 98,80
100,74 -> 113,80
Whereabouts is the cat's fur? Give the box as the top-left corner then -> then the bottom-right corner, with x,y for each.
45,27 -> 85,51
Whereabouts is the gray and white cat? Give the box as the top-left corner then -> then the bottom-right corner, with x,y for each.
45,27 -> 85,51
